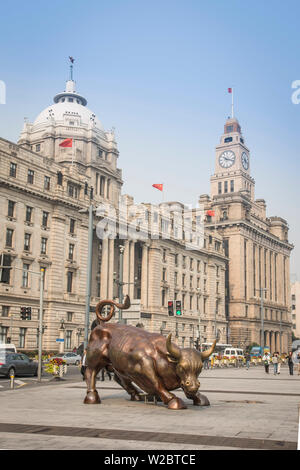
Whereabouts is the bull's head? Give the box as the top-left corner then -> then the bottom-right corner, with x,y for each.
166,334 -> 217,395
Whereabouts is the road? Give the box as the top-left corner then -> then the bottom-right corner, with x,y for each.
0,363 -> 299,450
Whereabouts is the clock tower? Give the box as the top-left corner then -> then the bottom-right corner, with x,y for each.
199,115 -> 293,352
211,117 -> 255,200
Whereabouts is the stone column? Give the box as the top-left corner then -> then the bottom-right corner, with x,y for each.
141,243 -> 149,309
129,241 -> 136,299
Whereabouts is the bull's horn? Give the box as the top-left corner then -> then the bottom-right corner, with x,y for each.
96,295 -> 131,322
201,339 -> 217,360
166,333 -> 181,361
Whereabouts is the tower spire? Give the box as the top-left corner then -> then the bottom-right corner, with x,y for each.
228,87 -> 234,118
69,56 -> 75,81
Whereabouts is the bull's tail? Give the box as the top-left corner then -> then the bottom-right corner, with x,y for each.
95,295 -> 130,322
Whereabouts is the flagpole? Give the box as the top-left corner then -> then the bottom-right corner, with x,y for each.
231,87 -> 234,119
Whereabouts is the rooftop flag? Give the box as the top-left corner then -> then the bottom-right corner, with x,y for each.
152,184 -> 163,191
59,138 -> 73,148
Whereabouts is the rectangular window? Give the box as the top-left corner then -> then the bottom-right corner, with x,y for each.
68,244 -> 74,261
27,169 -> 34,184
100,176 -> 105,196
66,330 -> 72,349
67,271 -> 73,293
0,254 -> 12,284
161,289 -> 165,306
230,180 -> 234,192
44,176 -> 50,190
218,182 -> 222,194
0,326 -> 9,343
182,274 -> 185,286
175,254 -> 178,267
67,312 -> 73,322
41,237 -> 47,255
6,228 -> 13,247
190,295 -> 193,310
22,264 -> 30,288
10,162 -> 17,177
2,306 -> 10,317
224,181 -> 228,193
8,200 -> 15,218
25,206 -> 33,223
24,233 -> 31,251
36,144 -> 41,152
42,211 -> 49,227
67,183 -> 78,198
174,271 -> 178,286
70,219 -> 75,234
19,328 -> 27,348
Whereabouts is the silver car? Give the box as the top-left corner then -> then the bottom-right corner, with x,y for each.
51,352 -> 81,365
0,352 -> 38,377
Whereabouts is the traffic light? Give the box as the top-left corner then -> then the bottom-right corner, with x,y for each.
194,338 -> 199,350
175,300 -> 182,316
20,307 -> 27,320
20,307 -> 31,320
26,307 -> 32,320
168,301 -> 174,316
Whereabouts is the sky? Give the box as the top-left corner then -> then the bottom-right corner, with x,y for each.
0,0 -> 299,278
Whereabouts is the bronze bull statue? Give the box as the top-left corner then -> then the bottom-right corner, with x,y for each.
84,296 -> 217,410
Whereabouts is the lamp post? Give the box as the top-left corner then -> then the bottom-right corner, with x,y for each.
118,245 -> 125,322
37,268 -> 45,382
79,203 -> 94,349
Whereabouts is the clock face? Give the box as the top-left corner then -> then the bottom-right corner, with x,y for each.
219,150 -> 236,168
241,152 -> 249,170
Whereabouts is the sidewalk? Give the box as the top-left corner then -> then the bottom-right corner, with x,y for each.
0,365 -> 299,450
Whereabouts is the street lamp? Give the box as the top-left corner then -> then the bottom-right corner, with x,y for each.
79,203 -> 94,349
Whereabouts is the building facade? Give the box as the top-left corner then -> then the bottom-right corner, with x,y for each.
0,75 -> 227,352
291,282 -> 300,339
200,117 -> 294,352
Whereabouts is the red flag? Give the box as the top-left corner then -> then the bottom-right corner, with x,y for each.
228,88 -> 232,93
206,210 -> 215,217
59,138 -> 73,148
152,184 -> 163,192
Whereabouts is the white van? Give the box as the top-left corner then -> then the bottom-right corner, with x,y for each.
0,343 -> 17,353
224,348 -> 244,360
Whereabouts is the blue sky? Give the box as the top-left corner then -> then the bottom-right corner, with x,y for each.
0,0 -> 299,278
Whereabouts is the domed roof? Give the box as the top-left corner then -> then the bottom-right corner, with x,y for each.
33,79 -> 104,131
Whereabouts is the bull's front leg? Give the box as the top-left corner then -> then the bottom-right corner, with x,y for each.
84,365 -> 102,404
138,356 -> 187,410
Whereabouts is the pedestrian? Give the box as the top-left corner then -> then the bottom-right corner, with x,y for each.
101,366 -> 112,381
204,358 -> 210,370
262,352 -> 270,373
272,352 -> 279,375
287,352 -> 294,375
245,352 -> 251,370
277,353 -> 281,374
297,351 -> 300,376
80,349 -> 87,381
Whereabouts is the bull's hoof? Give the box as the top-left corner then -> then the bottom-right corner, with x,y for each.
194,393 -> 210,406
167,397 -> 187,410
84,390 -> 101,404
131,393 -> 142,401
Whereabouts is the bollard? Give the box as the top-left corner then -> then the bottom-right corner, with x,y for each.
10,373 -> 15,389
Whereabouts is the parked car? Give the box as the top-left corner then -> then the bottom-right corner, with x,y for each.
0,352 -> 38,377
50,352 -> 81,365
